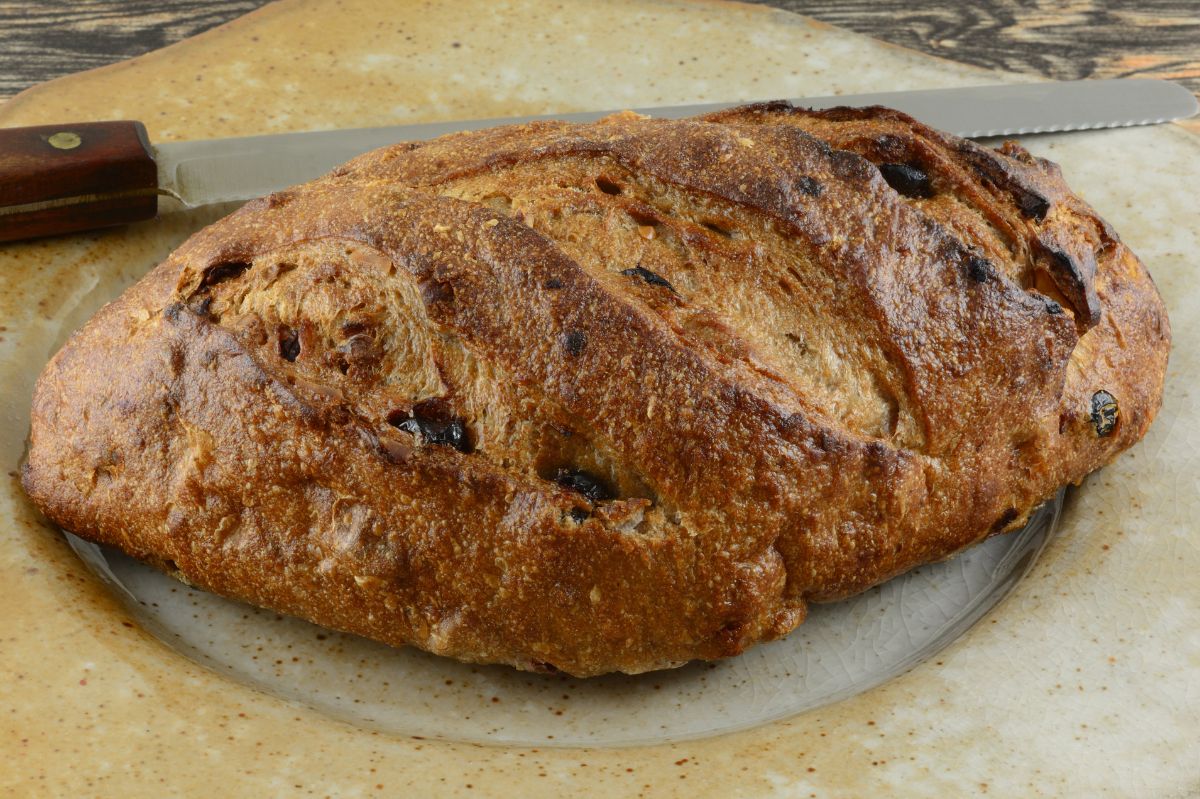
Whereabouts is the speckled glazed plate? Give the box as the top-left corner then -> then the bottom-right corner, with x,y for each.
2,1 -> 1198,796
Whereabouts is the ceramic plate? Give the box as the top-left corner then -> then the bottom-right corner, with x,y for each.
65,491 -> 1062,747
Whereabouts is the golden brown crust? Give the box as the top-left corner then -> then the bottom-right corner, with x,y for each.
22,105 -> 1170,676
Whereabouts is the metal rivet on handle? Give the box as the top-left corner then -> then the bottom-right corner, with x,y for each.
48,132 -> 82,150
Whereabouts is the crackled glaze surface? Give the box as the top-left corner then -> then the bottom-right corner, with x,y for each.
1,0 -> 1197,796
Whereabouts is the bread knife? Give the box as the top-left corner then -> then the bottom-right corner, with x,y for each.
1,78 -> 1195,243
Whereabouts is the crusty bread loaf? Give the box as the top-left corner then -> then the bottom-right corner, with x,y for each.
22,105 -> 1170,676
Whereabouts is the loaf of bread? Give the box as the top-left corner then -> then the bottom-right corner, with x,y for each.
23,104 -> 1170,676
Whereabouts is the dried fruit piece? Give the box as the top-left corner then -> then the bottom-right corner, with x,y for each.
387,407 -> 473,453
964,255 -> 992,284
878,162 -> 933,199
1090,390 -> 1119,437
620,266 -> 674,290
1016,190 -> 1050,221
553,468 -> 615,502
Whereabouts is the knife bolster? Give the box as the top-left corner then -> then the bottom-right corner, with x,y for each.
0,120 -> 158,243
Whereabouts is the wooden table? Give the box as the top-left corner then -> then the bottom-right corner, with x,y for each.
1,0 -> 1197,134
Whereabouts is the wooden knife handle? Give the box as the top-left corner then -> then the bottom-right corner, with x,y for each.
0,121 -> 158,243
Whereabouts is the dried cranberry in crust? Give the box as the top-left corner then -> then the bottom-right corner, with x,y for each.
1090,390 -> 1119,437
387,407 -> 473,453
553,468 -> 614,502
878,163 -> 934,199
620,266 -> 674,290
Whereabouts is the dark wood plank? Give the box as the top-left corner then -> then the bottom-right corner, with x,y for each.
751,0 -> 1200,98
0,0 -> 1196,135
0,0 -> 272,99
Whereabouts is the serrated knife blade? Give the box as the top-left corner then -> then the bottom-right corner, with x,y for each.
157,79 -> 1197,211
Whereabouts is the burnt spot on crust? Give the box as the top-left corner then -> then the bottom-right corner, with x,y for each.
278,327 -> 300,362
878,163 -> 933,199
621,266 -> 674,290
201,260 -> 251,287
387,401 -> 473,453
567,507 -> 591,524
563,330 -> 587,356
793,175 -> 824,197
543,278 -> 564,290
1090,390 -> 1119,437
553,468 -> 615,502
964,255 -> 993,284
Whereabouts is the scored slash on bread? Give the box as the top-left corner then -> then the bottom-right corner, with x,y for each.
22,104 -> 1170,676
